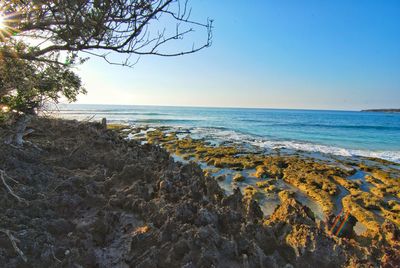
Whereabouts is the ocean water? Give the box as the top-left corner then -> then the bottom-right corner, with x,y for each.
56,104 -> 400,163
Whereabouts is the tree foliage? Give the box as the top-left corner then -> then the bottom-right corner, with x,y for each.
0,0 -> 212,121
1,0 -> 212,66
0,0 -> 212,145
0,40 -> 85,117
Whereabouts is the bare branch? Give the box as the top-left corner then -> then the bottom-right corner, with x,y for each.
0,169 -> 27,203
0,229 -> 28,263
1,0 -> 213,65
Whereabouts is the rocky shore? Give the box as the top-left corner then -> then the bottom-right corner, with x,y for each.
0,118 -> 399,267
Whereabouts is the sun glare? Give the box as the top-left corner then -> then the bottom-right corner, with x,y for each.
0,15 -> 5,29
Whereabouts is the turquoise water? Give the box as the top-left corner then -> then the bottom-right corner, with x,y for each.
57,104 -> 400,163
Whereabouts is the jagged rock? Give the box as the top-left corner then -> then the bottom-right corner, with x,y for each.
222,187 -> 244,211
243,197 -> 263,222
0,118 -> 394,268
215,174 -> 226,181
195,208 -> 218,226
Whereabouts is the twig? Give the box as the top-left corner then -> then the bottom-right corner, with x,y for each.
6,143 -> 22,150
0,169 -> 27,203
0,229 -> 28,263
5,174 -> 20,185
23,129 -> 35,136
68,143 -> 82,158
78,114 -> 96,125
51,245 -> 62,263
50,176 -> 75,194
24,141 -> 43,152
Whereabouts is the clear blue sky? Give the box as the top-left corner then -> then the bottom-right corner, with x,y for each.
76,0 -> 400,110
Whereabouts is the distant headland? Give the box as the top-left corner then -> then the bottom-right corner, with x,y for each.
362,109 -> 400,113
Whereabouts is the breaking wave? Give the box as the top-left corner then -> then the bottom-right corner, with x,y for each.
188,127 -> 400,163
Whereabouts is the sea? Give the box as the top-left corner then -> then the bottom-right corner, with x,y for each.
56,104 -> 400,163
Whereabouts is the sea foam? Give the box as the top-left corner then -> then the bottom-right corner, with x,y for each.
189,127 -> 400,163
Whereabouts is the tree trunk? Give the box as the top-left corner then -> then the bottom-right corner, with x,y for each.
5,115 -> 31,146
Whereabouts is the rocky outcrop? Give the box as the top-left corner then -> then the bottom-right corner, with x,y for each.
267,195 -> 363,267
0,118 -> 397,267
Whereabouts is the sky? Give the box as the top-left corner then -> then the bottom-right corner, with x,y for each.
75,0 -> 400,110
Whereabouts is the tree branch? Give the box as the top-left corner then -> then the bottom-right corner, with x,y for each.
1,0 -> 213,64
0,228 -> 28,263
0,169 -> 27,203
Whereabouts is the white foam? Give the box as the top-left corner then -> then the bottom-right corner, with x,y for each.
190,127 -> 250,141
189,127 -> 400,164
252,140 -> 400,163
126,133 -> 135,140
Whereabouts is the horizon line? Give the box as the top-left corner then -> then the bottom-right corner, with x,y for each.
58,102 -> 380,112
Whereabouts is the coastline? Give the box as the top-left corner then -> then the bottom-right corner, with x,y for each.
0,118 -> 399,267
362,109 -> 400,113
56,104 -> 400,164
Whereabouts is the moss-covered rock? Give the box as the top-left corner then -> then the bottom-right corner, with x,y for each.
282,158 -> 340,214
278,190 -> 295,201
140,126 -> 400,234
107,123 -> 128,130
232,173 -> 245,182
342,195 -> 380,232
243,186 -> 263,201
255,180 -> 271,188
252,165 -> 268,178
265,185 -> 278,193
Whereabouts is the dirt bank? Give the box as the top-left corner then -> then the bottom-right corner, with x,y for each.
0,118 -> 398,267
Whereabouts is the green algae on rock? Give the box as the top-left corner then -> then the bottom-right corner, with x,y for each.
232,173 -> 245,182
122,125 -> 400,244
